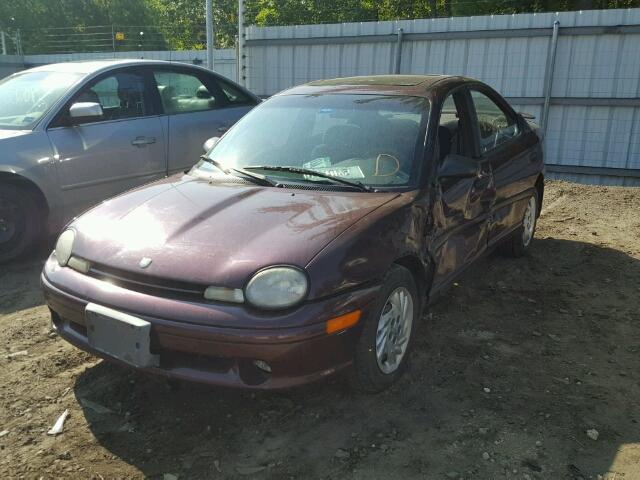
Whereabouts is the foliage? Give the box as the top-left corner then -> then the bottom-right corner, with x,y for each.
2,0 -> 638,53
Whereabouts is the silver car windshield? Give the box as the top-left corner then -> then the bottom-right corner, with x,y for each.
197,94 -> 429,189
0,71 -> 83,130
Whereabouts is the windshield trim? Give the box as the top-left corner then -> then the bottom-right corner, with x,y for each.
201,93 -> 431,192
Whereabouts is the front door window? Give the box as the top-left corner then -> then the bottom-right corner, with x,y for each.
75,72 -> 149,122
470,90 -> 518,154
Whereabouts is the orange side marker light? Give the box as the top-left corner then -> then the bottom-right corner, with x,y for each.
326,310 -> 362,335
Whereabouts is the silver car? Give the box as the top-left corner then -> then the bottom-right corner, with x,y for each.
0,59 -> 259,262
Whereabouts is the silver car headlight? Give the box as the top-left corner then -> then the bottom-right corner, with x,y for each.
245,266 -> 308,310
54,229 -> 75,267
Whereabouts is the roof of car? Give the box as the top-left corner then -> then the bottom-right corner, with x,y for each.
24,59 -> 196,75
281,74 -> 472,97
308,75 -> 446,87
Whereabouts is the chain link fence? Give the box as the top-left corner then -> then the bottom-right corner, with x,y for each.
16,24 -> 211,55
0,29 -> 22,55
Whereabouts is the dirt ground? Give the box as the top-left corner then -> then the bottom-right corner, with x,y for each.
1,180 -> 639,480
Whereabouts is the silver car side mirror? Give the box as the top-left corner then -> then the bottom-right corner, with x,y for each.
69,102 -> 104,119
203,136 -> 220,153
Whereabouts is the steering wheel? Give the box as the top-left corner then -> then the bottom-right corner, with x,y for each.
333,153 -> 402,179
373,153 -> 401,177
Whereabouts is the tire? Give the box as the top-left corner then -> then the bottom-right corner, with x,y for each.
498,192 -> 538,258
0,184 -> 42,263
349,265 -> 420,393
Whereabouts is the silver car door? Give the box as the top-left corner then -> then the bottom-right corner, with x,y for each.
47,68 -> 166,216
152,68 -> 255,174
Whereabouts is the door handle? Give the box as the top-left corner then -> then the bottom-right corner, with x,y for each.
131,136 -> 156,147
217,125 -> 229,133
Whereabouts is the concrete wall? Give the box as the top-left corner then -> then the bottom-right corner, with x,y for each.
0,55 -> 26,79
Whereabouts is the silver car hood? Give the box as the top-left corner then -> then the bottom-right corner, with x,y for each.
0,129 -> 32,140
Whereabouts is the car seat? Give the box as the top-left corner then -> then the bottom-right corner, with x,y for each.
438,126 -> 452,162
158,84 -> 179,114
117,74 -> 145,117
319,124 -> 368,163
389,119 -> 420,169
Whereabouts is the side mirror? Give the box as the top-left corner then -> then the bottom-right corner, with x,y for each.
69,102 -> 103,120
438,154 -> 479,179
203,136 -> 220,153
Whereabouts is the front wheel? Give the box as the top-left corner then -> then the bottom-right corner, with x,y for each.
499,192 -> 538,258
349,265 -> 419,393
0,184 -> 42,263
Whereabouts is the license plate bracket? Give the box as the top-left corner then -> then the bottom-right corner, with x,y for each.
85,303 -> 159,368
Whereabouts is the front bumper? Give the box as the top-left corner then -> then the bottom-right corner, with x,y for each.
41,257 -> 379,389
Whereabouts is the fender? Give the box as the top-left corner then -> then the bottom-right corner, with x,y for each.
0,129 -> 63,233
305,191 -> 435,301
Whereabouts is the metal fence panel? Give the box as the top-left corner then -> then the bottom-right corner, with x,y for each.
3,9 -> 640,185
243,8 -> 640,185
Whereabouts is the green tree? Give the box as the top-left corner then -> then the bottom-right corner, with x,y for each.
3,0 -> 639,54
0,0 -> 161,53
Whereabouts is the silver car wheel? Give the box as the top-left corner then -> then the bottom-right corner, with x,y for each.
522,196 -> 537,247
0,197 -> 20,245
375,286 -> 414,374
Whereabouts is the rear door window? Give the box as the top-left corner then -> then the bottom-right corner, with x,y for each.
154,70 -> 223,114
219,80 -> 254,105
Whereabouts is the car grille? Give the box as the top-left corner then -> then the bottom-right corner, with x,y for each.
86,263 -> 207,301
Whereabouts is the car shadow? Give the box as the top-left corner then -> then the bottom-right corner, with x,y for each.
73,237 -> 640,479
0,242 -> 53,314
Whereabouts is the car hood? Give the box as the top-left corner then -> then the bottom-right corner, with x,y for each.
0,129 -> 31,141
72,175 -> 399,287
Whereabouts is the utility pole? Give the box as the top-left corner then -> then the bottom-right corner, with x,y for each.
1,31 -> 6,56
237,0 -> 244,85
206,0 -> 215,70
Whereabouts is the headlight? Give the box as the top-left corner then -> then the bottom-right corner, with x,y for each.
54,229 -> 75,267
245,266 -> 308,310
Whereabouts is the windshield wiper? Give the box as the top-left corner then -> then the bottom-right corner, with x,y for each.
199,155 -> 228,174
243,165 -> 373,192
199,156 -> 276,187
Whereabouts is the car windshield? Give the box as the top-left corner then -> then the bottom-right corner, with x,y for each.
195,94 -> 429,189
0,71 -> 83,130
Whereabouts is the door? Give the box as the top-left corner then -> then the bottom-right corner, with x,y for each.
47,68 -> 166,215
431,89 -> 496,290
468,88 -> 529,245
152,68 -> 255,174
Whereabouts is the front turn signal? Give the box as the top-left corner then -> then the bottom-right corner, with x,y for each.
326,310 -> 362,335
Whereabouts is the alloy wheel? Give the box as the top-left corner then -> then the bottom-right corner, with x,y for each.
522,196 -> 537,247
375,286 -> 414,374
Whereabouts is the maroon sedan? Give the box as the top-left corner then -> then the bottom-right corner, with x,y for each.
42,75 -> 544,391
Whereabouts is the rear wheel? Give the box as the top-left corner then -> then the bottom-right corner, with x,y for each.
349,265 -> 419,393
0,184 -> 42,263
499,193 -> 538,258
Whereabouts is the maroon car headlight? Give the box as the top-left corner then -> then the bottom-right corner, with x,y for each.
54,229 -> 75,267
244,266 -> 308,310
